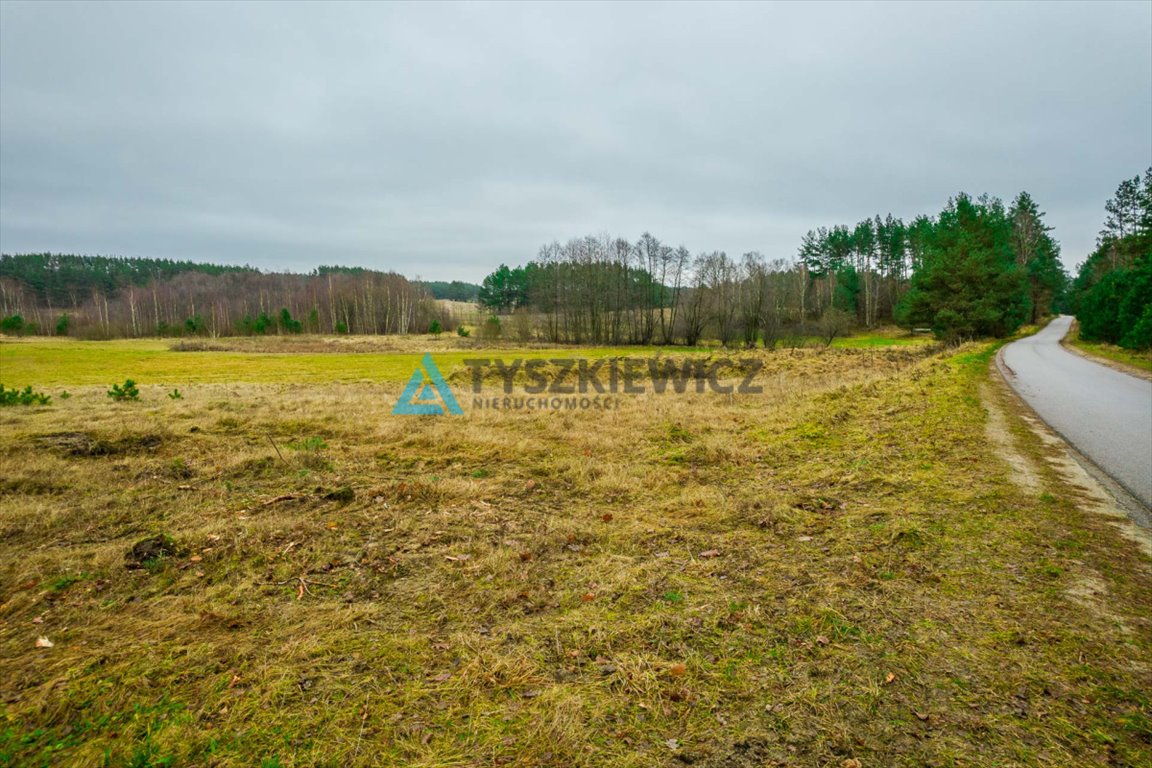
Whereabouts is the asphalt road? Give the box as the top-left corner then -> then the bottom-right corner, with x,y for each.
1000,315 -> 1152,509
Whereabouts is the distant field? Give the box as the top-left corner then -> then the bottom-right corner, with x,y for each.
0,330 -> 932,388
438,299 -> 485,326
0,337 -> 651,387
1,335 -> 1149,767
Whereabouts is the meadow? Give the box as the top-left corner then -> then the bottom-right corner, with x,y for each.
0,333 -> 1149,767
0,330 -> 930,388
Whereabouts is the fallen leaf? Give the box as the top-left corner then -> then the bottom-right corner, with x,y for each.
31,615 -> 44,624
431,672 -> 451,682
699,549 -> 720,558
884,672 -> 896,685
668,663 -> 687,677
842,759 -> 862,768
519,551 -> 533,562
914,710 -> 930,721
600,513 -> 614,523
35,636 -> 53,648
581,592 -> 596,602
665,738 -> 680,750
445,554 -> 471,562
815,635 -> 830,646
189,555 -> 203,563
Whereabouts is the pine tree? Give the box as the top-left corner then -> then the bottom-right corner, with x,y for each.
897,194 -> 1029,341
1009,191 -> 1066,323
1100,175 -> 1143,243
1075,168 -> 1152,349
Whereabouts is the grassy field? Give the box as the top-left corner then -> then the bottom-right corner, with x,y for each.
1063,325 -> 1152,375
1,336 -> 646,388
1,336 -> 1149,767
0,330 -> 933,388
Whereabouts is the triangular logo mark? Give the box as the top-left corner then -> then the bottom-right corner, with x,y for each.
393,353 -> 463,416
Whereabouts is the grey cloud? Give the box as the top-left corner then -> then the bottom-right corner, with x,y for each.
2,1 -> 1149,281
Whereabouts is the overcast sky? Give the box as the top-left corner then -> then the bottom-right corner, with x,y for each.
1,1 -> 1149,282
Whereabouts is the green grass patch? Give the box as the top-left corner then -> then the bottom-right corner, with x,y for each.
2,334 -> 931,387
1066,327 -> 1152,373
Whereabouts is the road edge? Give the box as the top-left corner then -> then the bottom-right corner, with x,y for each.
1057,318 -> 1152,382
994,337 -> 1152,530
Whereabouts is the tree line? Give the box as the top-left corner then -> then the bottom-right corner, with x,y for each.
477,190 -> 1068,345
9,178 -> 1149,348
0,256 -> 445,338
419,280 -> 481,302
1070,168 -> 1152,350
0,253 -> 256,308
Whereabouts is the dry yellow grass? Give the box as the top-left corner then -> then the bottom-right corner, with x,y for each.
1,342 -> 1150,767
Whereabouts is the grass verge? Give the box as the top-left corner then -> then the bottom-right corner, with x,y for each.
1063,323 -> 1152,376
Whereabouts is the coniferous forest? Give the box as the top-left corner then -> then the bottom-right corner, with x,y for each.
1070,169 -> 1152,349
